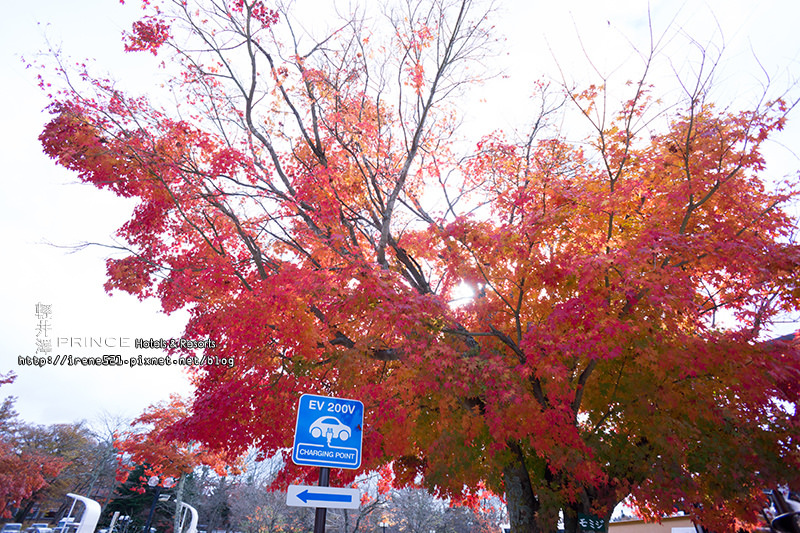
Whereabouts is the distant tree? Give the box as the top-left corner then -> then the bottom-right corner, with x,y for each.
37,0 -> 800,531
226,455 -> 296,533
88,412 -> 133,511
440,503 -> 503,533
103,464 -> 175,533
198,476 -> 232,533
387,486 -> 501,533
391,488 -> 444,533
320,470 -> 390,533
115,396 -> 235,483
11,421 -> 120,522
0,373 -> 67,519
0,382 -> 18,436
114,396 -> 238,533
228,483 -> 287,533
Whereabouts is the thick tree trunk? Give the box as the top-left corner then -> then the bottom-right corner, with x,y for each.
563,488 -> 616,533
504,442 -> 542,533
563,503 -> 583,533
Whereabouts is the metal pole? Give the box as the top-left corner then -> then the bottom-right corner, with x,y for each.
313,468 -> 330,533
108,512 -> 120,533
143,487 -> 161,533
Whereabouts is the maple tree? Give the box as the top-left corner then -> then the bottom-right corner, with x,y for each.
114,395 -> 234,483
10,422 -> 118,522
102,463 -> 175,533
114,395 -> 237,533
36,0 -> 800,531
0,373 -> 68,518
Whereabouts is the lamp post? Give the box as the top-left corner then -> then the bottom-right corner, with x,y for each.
378,520 -> 388,533
143,476 -> 175,533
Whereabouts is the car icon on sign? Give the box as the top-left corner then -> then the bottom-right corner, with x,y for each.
310,416 -> 351,442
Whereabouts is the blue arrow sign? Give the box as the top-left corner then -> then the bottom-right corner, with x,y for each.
292,394 -> 364,469
286,485 -> 361,509
297,489 -> 351,504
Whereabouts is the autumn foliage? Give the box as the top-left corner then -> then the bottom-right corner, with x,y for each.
0,374 -> 67,518
37,0 -> 800,531
114,395 -> 237,489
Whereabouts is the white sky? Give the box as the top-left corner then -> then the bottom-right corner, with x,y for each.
1,0 -> 799,428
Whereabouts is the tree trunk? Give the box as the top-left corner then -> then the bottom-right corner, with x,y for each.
173,475 -> 186,533
563,503 -> 580,533
503,442 -> 542,533
562,488 -> 616,533
14,498 -> 37,523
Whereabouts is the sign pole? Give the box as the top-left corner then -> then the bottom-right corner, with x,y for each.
313,467 -> 330,533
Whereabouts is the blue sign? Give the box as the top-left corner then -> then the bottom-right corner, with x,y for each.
291,394 -> 364,469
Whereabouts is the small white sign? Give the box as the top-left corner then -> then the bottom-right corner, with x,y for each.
286,485 -> 361,510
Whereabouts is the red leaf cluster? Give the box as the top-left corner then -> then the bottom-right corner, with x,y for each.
124,17 -> 171,55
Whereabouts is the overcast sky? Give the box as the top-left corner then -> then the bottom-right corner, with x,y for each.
1,0 -> 799,429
